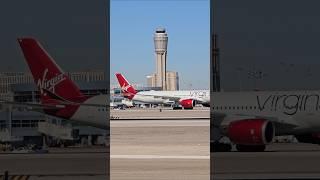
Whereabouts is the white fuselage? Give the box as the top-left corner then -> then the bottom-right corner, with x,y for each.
71,95 -> 108,129
132,90 -> 210,105
212,90 -> 320,135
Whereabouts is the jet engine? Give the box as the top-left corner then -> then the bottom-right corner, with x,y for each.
179,99 -> 195,109
228,119 -> 275,145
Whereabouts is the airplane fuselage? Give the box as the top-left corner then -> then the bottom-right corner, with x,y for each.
132,90 -> 210,105
70,95 -> 108,129
212,90 -> 320,135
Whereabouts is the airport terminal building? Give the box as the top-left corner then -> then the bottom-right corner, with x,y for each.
0,71 -> 108,147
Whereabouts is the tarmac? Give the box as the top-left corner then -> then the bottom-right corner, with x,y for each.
3,108 -> 320,180
0,147 -> 108,180
212,143 -> 320,179
0,108 -> 209,180
110,107 -> 210,119
110,118 -> 210,180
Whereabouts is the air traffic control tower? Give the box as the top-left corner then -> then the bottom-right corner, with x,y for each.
154,27 -> 168,90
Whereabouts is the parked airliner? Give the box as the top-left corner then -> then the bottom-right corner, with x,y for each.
115,73 -> 210,109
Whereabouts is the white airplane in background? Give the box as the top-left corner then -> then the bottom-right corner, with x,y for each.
212,91 -> 320,152
0,38 -> 107,129
115,73 -> 210,109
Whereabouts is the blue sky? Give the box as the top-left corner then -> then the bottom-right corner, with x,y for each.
110,0 -> 210,89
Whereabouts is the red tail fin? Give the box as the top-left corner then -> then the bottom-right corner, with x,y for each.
115,73 -> 137,99
18,38 -> 86,104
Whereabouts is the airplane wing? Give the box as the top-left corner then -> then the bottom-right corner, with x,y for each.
0,99 -> 62,110
0,89 -> 107,110
42,89 -> 107,107
0,99 -> 107,111
149,94 -> 181,101
140,93 -> 206,104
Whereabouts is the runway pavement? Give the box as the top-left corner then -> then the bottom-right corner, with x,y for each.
110,107 -> 210,119
212,143 -> 320,179
110,119 -> 210,180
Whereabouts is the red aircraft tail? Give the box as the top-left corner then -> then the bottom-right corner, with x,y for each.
115,73 -> 137,99
18,38 -> 88,118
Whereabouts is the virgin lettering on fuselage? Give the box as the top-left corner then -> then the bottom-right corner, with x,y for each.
189,91 -> 208,99
213,91 -> 320,116
257,93 -> 320,115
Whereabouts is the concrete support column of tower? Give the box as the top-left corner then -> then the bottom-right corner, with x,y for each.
154,27 -> 168,91
162,52 -> 167,90
156,53 -> 162,87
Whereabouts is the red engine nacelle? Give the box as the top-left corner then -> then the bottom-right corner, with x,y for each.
228,119 -> 274,145
179,99 -> 195,109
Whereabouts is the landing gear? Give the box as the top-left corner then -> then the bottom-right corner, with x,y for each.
171,104 -> 194,110
211,142 -> 232,152
235,144 -> 266,152
172,106 -> 182,110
